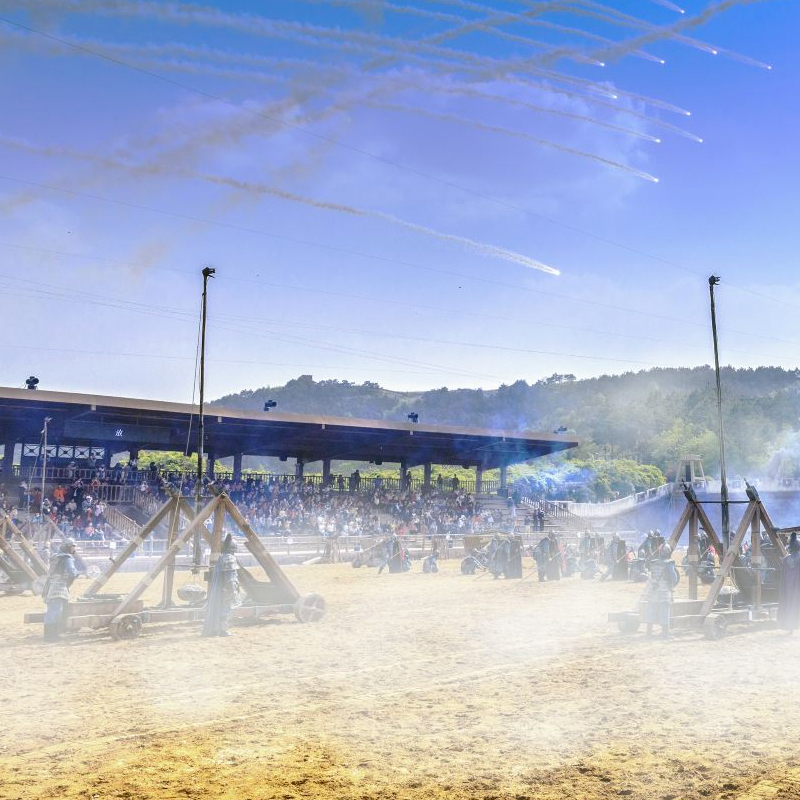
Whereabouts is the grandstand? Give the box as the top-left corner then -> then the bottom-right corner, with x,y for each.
0,385 -> 578,491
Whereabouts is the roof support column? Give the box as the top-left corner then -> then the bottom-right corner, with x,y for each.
499,463 -> 508,495
475,464 -> 484,495
2,439 -> 17,482
322,458 -> 331,486
295,458 -> 305,481
400,459 -> 408,491
233,452 -> 243,483
206,452 -> 216,480
423,463 -> 432,491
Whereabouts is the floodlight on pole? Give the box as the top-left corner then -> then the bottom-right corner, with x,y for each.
40,417 -> 51,518
194,266 -> 215,574
708,275 -> 730,553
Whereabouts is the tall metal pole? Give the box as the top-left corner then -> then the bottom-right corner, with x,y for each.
194,266 -> 215,572
40,417 -> 50,517
708,276 -> 730,553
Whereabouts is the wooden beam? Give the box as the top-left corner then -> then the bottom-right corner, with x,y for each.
699,502 -> 756,618
693,502 -> 724,552
0,521 -> 39,583
751,504 -> 762,611
222,496 -> 299,600
160,501 -> 181,608
83,497 -> 175,597
667,502 -> 694,552
688,507 -> 699,601
111,495 -> 221,619
0,511 -> 47,574
756,502 -> 788,558
210,504 -> 225,568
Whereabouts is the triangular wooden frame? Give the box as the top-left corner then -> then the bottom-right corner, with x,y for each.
0,510 -> 48,592
80,488 -> 307,632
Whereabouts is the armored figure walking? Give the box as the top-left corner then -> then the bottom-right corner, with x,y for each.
644,543 -> 678,639
202,534 -> 240,637
43,538 -> 80,642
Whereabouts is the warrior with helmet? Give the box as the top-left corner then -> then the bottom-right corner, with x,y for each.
202,534 -> 240,637
42,538 -> 80,642
644,543 -> 679,639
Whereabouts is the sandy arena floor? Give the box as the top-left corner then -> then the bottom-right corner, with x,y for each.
2,559 -> 800,800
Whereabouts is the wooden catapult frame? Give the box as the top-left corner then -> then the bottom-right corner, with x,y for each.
667,483 -> 787,612
0,510 -> 48,593
24,487 -> 325,638
611,482 -> 791,638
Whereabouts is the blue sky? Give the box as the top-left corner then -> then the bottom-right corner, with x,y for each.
0,0 -> 798,402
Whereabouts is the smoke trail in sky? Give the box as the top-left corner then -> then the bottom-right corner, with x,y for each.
399,0 -> 664,63
369,103 -> 660,183
0,134 -> 561,275
7,22 -> 695,153
429,84 -> 662,143
14,0 -> 681,109
648,0 -> 685,12
288,0 -> 604,67
588,0 -> 774,66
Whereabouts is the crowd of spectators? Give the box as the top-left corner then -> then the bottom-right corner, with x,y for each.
140,474 -> 504,539
1,478 -> 121,542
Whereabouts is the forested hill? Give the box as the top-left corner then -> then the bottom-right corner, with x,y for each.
212,367 -> 800,477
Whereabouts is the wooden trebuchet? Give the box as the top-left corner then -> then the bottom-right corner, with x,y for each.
24,487 -> 325,639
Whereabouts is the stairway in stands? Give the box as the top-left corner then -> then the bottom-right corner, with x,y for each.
476,494 -> 592,548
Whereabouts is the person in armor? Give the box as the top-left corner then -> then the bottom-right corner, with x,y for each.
532,536 -> 550,582
546,532 -> 562,581
505,535 -> 523,579
644,543 -> 678,639
612,535 -> 629,581
490,535 -> 511,579
638,531 -> 656,561
202,534 -> 240,637
581,557 -> 599,580
422,551 -> 439,573
43,538 -> 80,642
778,532 -> 800,634
379,533 -> 403,574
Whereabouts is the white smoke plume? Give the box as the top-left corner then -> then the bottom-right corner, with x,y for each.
369,102 -> 660,182
0,134 -> 562,275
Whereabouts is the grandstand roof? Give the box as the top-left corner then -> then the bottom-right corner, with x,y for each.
0,386 -> 578,468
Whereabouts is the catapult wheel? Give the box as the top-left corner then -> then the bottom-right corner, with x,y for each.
703,614 -> 728,641
617,615 -> 641,634
293,593 -> 327,623
110,614 -> 143,640
461,558 -> 476,575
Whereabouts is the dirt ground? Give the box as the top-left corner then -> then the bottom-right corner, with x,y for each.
2,559 -> 800,800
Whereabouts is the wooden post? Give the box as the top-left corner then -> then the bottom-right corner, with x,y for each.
688,506 -> 699,600
751,504 -> 762,612
209,503 -> 225,567
160,500 -> 181,608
